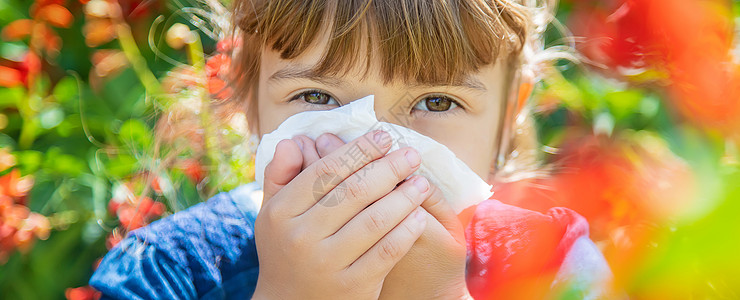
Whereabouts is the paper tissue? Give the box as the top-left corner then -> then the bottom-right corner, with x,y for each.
254,95 -> 493,214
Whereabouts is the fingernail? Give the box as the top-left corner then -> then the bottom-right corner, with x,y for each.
405,149 -> 421,168
373,130 -> 391,148
413,207 -> 426,223
412,176 -> 428,193
316,134 -> 331,149
292,137 -> 304,151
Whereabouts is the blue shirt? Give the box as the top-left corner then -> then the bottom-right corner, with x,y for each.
90,182 -> 614,299
90,184 -> 262,300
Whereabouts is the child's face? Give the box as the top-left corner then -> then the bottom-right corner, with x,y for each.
254,30 -> 511,183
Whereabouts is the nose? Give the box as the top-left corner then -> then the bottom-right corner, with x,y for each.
372,92 -> 416,127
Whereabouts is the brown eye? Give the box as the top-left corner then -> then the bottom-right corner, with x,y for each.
413,95 -> 459,112
293,90 -> 338,105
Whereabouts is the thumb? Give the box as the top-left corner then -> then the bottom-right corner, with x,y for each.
422,184 -> 466,246
262,139 -> 303,203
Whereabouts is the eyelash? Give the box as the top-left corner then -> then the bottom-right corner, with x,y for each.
288,89 -> 339,107
288,89 -> 465,118
411,94 -> 464,118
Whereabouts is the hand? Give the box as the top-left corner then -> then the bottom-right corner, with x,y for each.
378,185 -> 470,300
252,131 -> 432,300
303,134 -> 471,299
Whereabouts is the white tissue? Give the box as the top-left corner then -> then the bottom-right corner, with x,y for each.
254,95 -> 493,214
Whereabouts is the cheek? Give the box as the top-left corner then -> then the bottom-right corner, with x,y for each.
255,90 -> 295,137
410,116 -> 499,180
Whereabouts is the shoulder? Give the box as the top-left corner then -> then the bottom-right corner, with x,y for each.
465,199 -> 613,299
90,182 -> 263,300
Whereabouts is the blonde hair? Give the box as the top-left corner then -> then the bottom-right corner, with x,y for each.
226,0 -> 574,182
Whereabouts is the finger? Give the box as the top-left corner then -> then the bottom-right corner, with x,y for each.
292,135 -> 321,170
302,147 -> 422,235
315,133 -> 346,158
273,130 -> 393,217
421,184 -> 466,246
327,176 -> 430,264
262,139 -> 303,206
344,206 -> 427,282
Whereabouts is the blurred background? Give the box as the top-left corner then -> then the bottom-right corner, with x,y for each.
0,0 -> 738,299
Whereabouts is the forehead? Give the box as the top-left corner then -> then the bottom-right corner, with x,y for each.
260,26 -> 509,95
240,0 -> 525,87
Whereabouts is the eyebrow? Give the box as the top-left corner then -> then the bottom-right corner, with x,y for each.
268,65 -> 347,87
268,64 -> 488,92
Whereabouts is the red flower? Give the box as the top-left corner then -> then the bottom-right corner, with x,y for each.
111,196 -> 165,230
180,159 -> 206,184
0,53 -> 42,88
65,286 -> 101,300
0,169 -> 34,204
0,169 -> 48,264
215,36 -> 241,54
569,0 -> 739,132
0,66 -> 23,87
150,176 -> 162,194
205,53 -> 233,100
497,133 -> 696,240
105,231 -> 122,249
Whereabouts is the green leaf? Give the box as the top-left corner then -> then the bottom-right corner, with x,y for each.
605,90 -> 644,121
14,150 -> 42,174
44,148 -> 87,176
52,76 -> 80,108
0,86 -> 25,109
105,154 -> 139,178
118,118 -> 152,150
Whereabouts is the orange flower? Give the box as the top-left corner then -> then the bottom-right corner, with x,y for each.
0,168 -> 49,264
0,169 -> 34,202
35,24 -> 62,56
0,66 -> 23,88
83,18 -> 116,47
109,196 -> 165,230
205,53 -> 233,100
1,19 -> 34,41
91,49 -> 128,77
205,53 -> 230,78
65,286 -> 101,300
34,4 -> 74,28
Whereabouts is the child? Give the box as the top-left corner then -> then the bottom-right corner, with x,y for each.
91,0 -> 613,299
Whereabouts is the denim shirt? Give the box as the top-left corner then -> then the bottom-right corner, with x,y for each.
90,183 -> 262,299
90,182 -> 613,299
